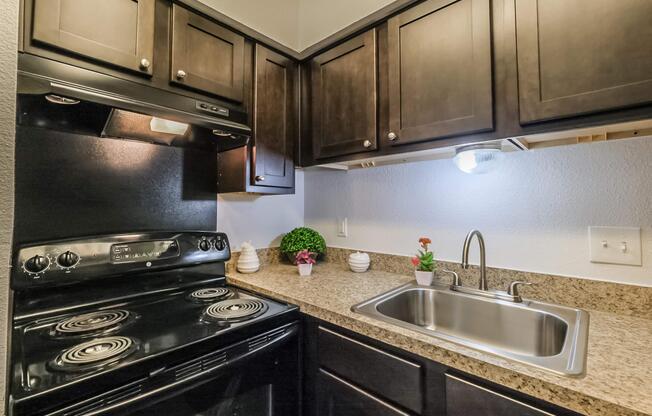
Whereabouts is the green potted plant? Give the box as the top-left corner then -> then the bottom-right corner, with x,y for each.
280,227 -> 326,263
411,237 -> 436,285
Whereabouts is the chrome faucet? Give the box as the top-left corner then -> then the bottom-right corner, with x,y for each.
461,230 -> 488,291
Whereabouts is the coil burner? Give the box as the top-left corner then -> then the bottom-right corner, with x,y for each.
50,310 -> 134,339
203,299 -> 268,323
49,336 -> 137,372
187,287 -> 234,303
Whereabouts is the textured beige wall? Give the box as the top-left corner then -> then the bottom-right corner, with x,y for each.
305,137 -> 652,287
0,0 -> 18,411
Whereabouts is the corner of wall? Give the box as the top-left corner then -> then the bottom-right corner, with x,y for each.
0,0 -> 19,410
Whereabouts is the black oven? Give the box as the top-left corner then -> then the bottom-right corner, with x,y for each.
126,323 -> 301,416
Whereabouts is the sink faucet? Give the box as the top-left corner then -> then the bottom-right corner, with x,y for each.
461,230 -> 488,291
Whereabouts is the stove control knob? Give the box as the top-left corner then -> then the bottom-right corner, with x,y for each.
214,238 -> 226,251
199,239 -> 211,251
57,251 -> 79,268
24,255 -> 50,274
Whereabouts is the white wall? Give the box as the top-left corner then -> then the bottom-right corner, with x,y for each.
217,171 -> 305,251
304,138 -> 652,287
198,0 -> 396,51
0,0 -> 19,409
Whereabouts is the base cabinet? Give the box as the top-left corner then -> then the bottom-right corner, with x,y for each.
445,374 -> 556,416
303,315 -> 580,416
317,369 -> 411,416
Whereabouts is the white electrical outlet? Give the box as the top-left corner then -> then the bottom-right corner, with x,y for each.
589,226 -> 642,266
337,218 -> 348,237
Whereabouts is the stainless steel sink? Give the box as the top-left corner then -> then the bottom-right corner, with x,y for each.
352,283 -> 589,376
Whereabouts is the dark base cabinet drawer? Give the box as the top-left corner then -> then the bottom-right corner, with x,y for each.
446,374 -> 557,416
317,326 -> 423,413
317,369 -> 412,416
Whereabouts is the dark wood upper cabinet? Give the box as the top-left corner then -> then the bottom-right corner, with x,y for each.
252,45 -> 297,189
515,0 -> 652,124
170,4 -> 245,102
30,0 -> 155,75
311,29 -> 377,160
387,0 -> 493,146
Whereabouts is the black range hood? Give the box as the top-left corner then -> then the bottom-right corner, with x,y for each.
16,54 -> 250,151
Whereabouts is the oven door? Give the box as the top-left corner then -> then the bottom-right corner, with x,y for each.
125,324 -> 300,416
38,323 -> 300,416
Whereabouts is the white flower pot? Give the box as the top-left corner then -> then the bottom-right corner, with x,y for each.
298,263 -> 313,277
415,270 -> 434,286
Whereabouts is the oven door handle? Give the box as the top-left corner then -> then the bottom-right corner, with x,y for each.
51,322 -> 299,416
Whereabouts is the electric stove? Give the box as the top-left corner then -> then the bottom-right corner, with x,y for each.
9,231 -> 300,416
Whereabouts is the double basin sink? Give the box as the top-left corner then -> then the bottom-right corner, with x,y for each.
352,282 -> 589,376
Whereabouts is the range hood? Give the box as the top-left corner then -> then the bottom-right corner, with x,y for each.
16,54 -> 250,151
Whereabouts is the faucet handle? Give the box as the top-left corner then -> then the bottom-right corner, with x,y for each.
507,281 -> 533,297
441,270 -> 461,287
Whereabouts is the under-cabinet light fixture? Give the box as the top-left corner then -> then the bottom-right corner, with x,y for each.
453,143 -> 504,174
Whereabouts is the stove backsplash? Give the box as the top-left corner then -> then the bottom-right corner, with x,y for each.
14,125 -> 218,244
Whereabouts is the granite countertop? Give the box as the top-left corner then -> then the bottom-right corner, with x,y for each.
228,262 -> 652,416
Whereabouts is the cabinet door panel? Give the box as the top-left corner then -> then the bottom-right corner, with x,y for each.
171,4 -> 245,102
31,0 -> 154,75
317,369 -> 411,416
318,326 -> 422,414
388,0 -> 493,145
516,0 -> 652,123
253,45 -> 296,188
446,374 -> 555,416
311,29 -> 377,160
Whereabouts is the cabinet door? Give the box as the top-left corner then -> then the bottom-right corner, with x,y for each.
387,0 -> 493,145
311,29 -> 377,160
252,45 -> 296,189
516,0 -> 652,124
31,0 -> 154,75
317,369 -> 411,416
446,374 -> 555,416
170,4 -> 245,102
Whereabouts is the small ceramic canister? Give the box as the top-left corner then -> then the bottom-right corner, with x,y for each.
348,251 -> 370,273
236,241 -> 260,273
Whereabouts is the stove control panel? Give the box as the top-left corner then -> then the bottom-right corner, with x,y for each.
12,231 -> 230,289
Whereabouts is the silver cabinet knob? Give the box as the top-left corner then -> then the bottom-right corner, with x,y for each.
139,58 -> 151,69
363,140 -> 372,148
388,132 -> 398,141
176,69 -> 187,79
255,175 -> 265,182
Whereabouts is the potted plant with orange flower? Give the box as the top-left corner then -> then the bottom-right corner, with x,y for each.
411,237 -> 436,285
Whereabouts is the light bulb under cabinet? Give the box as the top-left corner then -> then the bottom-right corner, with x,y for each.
453,144 -> 504,174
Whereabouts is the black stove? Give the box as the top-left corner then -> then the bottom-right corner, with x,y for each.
9,232 -> 300,416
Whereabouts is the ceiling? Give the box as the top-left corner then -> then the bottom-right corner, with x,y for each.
197,0 -> 396,51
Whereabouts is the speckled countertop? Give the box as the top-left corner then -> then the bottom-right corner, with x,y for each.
228,263 -> 652,416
